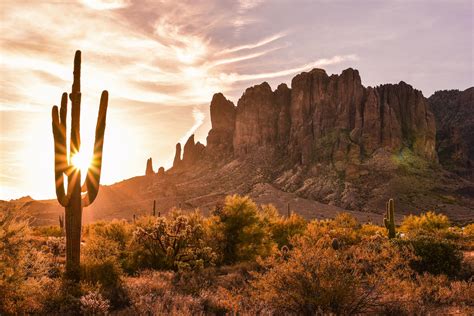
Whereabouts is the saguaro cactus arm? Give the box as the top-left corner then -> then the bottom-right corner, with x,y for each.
69,51 -> 81,158
82,90 -> 108,207
52,93 -> 70,207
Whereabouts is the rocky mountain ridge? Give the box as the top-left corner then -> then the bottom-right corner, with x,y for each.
157,68 -> 437,172
429,87 -> 473,181
140,68 -> 472,222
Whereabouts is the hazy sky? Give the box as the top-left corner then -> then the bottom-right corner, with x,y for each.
1,0 -> 472,200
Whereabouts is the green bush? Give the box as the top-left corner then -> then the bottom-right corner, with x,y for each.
401,236 -> 463,277
304,213 -> 361,247
132,211 -> 216,271
401,212 -> 451,237
261,204 -> 306,248
0,212 -> 56,314
208,195 -> 275,264
85,220 -> 133,249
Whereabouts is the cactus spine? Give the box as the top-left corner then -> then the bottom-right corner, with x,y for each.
384,198 -> 396,239
51,51 -> 108,280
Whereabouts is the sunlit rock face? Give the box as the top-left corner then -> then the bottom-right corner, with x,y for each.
206,93 -> 236,159
154,68 -> 450,213
212,68 -> 437,167
182,134 -> 205,167
429,87 -> 474,180
145,158 -> 154,176
172,143 -> 182,169
164,67 -> 438,176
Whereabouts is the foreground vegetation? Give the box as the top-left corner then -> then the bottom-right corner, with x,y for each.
1,195 -> 473,315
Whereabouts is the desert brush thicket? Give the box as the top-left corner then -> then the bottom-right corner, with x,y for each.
1,196 -> 473,315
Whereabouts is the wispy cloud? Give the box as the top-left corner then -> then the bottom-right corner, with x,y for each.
0,0 -> 361,199
179,107 -> 206,145
218,54 -> 358,82
80,0 -> 131,10
218,32 -> 288,55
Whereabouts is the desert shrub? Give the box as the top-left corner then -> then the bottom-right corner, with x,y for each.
401,211 -> 451,237
85,219 -> 133,249
464,223 -> 474,237
209,195 -> 275,264
379,273 -> 474,314
124,271 -> 205,315
0,212 -> 57,314
359,223 -> 386,237
462,223 -> 474,250
304,213 -> 361,247
251,233 -> 415,315
396,235 -> 463,277
132,211 -> 216,271
33,225 -> 63,237
80,290 -> 110,315
261,204 -> 306,248
81,234 -> 127,309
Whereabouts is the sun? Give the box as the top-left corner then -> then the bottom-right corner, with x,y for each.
70,151 -> 93,176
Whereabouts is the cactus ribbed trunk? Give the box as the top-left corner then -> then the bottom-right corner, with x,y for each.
384,198 -> 396,239
65,171 -> 82,280
51,50 -> 109,281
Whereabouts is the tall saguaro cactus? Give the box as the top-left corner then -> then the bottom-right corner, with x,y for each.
51,51 -> 109,280
384,198 -> 396,239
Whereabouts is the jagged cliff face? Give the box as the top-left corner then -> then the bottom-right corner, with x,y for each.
152,67 -> 439,180
206,93 -> 235,158
164,68 -> 437,171
204,68 -> 437,168
429,88 -> 474,180
147,68 -> 473,215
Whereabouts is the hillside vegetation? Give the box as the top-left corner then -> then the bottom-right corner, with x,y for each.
1,195 -> 473,315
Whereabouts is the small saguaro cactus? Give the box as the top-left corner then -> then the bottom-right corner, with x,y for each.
51,51 -> 109,280
59,214 -> 64,233
153,200 -> 156,216
384,198 -> 396,239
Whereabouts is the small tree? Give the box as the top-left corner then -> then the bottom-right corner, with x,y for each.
209,195 -> 274,264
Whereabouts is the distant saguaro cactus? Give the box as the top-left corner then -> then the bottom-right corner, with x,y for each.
51,51 -> 109,280
59,214 -> 64,233
153,200 -> 156,216
384,199 -> 396,239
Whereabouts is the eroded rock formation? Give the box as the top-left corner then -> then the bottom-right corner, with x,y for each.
172,143 -> 182,168
182,134 -> 205,167
145,158 -> 154,176
206,93 -> 236,158
142,68 -> 469,214
154,67 -> 438,173
429,88 -> 474,180
206,68 -> 437,168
